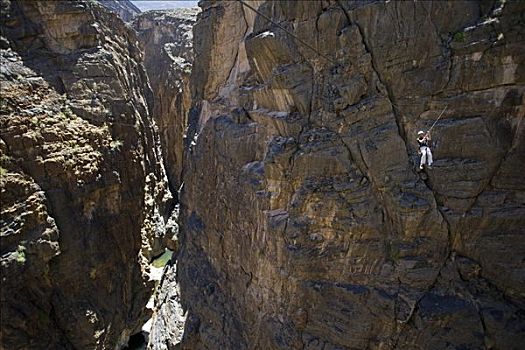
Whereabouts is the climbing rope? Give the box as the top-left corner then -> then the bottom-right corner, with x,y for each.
237,0 -> 337,64
237,0 -> 450,127
425,105 -> 447,136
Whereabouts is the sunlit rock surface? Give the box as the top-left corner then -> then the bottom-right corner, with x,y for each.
169,1 -> 525,349
97,0 -> 140,22
0,1 -> 172,348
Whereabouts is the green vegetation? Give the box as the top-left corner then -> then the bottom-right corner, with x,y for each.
453,31 -> 465,42
57,112 -> 69,121
61,106 -> 74,119
0,97 -> 7,110
386,241 -> 399,262
0,154 -> 11,177
15,245 -> 26,264
152,249 -> 173,268
110,139 -> 123,151
0,154 -> 12,163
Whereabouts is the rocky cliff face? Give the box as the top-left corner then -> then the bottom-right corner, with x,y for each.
170,0 -> 525,349
0,1 -> 172,348
98,0 -> 140,22
130,9 -> 198,348
132,8 -> 198,193
2,0 -> 524,349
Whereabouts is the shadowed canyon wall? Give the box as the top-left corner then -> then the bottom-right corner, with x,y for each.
132,8 -> 198,193
1,0 -> 524,349
131,8 -> 198,348
0,1 -> 173,348
161,0 -> 525,349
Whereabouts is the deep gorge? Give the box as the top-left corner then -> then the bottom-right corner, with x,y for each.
1,0 -> 524,349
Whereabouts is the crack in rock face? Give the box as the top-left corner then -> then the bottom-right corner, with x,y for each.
1,0 -> 524,349
173,0 -> 525,349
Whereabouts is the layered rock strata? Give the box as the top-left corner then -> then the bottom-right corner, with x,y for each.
98,0 -> 140,22
132,8 -> 199,193
131,9 -> 199,349
169,0 -> 525,349
1,1 -> 172,348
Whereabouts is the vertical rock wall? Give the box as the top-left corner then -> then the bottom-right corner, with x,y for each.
0,1 -> 171,348
173,0 -> 525,349
132,8 -> 199,193
131,9 -> 199,349
98,0 -> 141,22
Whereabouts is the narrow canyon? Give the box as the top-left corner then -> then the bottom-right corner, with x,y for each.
1,1 -> 524,349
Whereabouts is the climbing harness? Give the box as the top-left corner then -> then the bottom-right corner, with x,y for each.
416,105 -> 447,171
237,0 -> 337,64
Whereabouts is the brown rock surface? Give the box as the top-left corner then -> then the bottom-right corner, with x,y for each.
130,9 -> 198,348
1,1 -> 172,348
97,0 -> 140,22
168,0 -> 525,349
132,8 -> 199,193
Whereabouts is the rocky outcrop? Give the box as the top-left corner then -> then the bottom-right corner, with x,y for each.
0,1 -> 172,348
98,0 -> 140,22
146,261 -> 187,349
170,0 -> 525,349
132,8 -> 199,193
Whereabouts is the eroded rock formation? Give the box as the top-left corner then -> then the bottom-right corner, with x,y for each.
2,0 -> 524,349
132,8 -> 199,193
130,8 -> 199,349
98,0 -> 140,22
0,1 -> 172,348
167,0 -> 525,349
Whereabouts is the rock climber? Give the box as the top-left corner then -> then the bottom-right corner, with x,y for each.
417,130 -> 433,170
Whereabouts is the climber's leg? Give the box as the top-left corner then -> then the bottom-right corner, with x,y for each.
427,147 -> 433,167
420,147 -> 426,169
